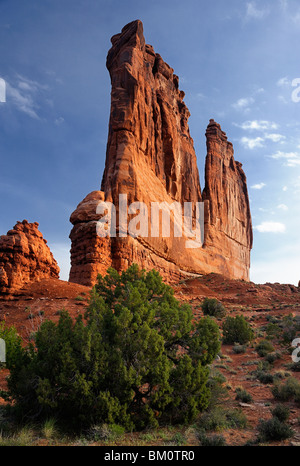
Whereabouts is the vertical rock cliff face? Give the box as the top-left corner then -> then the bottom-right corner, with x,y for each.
203,120 -> 253,279
69,20 -> 253,285
0,220 -> 60,295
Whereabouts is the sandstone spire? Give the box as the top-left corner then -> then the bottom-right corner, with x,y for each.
69,20 -> 252,285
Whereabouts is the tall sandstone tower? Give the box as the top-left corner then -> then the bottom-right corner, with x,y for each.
69,20 -> 253,286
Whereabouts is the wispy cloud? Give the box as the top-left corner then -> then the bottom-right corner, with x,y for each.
246,2 -> 269,20
279,0 -> 288,11
251,182 -> 266,190
236,120 -> 285,149
232,97 -> 254,112
277,76 -> 291,87
235,120 -> 278,131
269,150 -> 300,167
254,221 -> 286,233
6,74 -> 49,119
265,133 -> 286,143
277,203 -> 289,211
240,136 -> 264,149
6,82 -> 40,119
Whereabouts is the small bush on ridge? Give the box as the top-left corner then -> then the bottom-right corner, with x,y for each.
222,315 -> 254,345
201,298 -> 226,318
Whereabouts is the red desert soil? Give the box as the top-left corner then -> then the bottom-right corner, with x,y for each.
1,273 -> 300,446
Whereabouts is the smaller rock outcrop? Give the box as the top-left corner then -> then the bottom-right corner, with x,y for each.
0,220 -> 60,295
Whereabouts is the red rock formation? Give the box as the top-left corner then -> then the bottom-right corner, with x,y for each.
202,119 -> 253,279
0,220 -> 60,295
69,20 -> 252,286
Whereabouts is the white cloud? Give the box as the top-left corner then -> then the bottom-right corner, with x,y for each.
235,120 -> 278,131
5,75 -> 50,119
55,116 -> 65,125
254,221 -> 286,233
278,95 -> 289,104
6,82 -> 39,119
232,97 -> 254,111
283,186 -> 288,192
240,136 -> 264,149
251,182 -> 266,190
279,0 -> 288,11
16,74 -> 49,92
254,87 -> 265,94
264,133 -> 286,143
277,203 -> 289,211
246,2 -> 269,19
277,76 -> 290,87
269,150 -> 300,167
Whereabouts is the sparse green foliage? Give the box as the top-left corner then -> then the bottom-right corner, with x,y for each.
198,406 -> 247,432
271,404 -> 290,422
232,344 -> 247,354
256,340 -> 275,358
4,265 -> 221,430
222,315 -> 254,345
201,298 -> 226,318
235,387 -> 253,403
272,377 -> 300,402
257,417 -> 294,442
198,432 -> 227,446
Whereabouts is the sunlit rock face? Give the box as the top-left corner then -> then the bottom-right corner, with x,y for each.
69,20 -> 252,286
0,220 -> 60,295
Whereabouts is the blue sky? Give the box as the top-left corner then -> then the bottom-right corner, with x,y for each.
0,0 -> 300,284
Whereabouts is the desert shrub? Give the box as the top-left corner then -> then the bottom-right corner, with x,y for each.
272,377 -> 300,402
271,404 -> 290,422
235,387 -> 253,403
265,322 -> 281,341
198,432 -> 227,446
225,409 -> 248,429
206,370 -> 229,409
257,417 -> 294,442
265,315 -> 300,347
232,344 -> 247,354
222,315 -> 254,345
256,340 -> 275,358
265,352 -> 281,364
87,423 -> 125,442
280,314 -> 299,345
198,407 -> 228,432
201,298 -> 226,318
4,265 -> 221,430
288,361 -> 300,372
198,406 -> 247,432
256,371 -> 274,385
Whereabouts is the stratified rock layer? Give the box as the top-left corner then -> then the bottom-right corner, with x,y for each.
69,20 -> 252,286
0,220 -> 60,295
